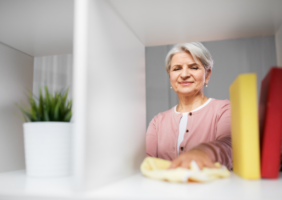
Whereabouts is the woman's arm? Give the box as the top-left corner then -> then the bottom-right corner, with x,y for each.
146,116 -> 158,157
196,102 -> 232,169
170,102 -> 232,170
192,136 -> 232,169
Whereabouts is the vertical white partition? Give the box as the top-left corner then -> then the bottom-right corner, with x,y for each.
0,42 -> 33,172
73,0 -> 146,190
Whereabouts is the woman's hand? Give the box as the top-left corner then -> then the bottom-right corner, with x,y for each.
169,149 -> 216,170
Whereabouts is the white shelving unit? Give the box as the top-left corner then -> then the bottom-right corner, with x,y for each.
0,170 -> 282,200
0,0 -> 282,199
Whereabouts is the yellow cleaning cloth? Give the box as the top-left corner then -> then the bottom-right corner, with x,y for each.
140,157 -> 230,183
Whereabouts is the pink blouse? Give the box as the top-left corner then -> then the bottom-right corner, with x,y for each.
146,99 -> 232,170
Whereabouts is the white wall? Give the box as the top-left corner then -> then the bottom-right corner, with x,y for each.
275,25 -> 282,67
0,42 -> 33,172
73,0 -> 146,190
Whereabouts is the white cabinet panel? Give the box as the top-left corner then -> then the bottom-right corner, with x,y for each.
73,0 -> 146,190
276,25 -> 282,67
0,42 -> 33,172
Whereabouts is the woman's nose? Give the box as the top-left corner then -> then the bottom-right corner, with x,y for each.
180,68 -> 190,78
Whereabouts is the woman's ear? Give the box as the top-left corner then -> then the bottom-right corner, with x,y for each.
205,69 -> 211,84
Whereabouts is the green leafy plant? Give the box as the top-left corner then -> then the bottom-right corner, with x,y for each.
17,86 -> 72,122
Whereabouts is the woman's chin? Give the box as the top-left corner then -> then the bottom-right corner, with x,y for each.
177,89 -> 196,96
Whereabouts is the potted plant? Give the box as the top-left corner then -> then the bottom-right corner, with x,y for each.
18,86 -> 72,177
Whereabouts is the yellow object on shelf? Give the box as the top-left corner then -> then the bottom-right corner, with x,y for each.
229,73 -> 260,179
140,157 -> 230,183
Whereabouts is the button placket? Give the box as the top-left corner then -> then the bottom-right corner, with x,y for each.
183,112 -> 192,146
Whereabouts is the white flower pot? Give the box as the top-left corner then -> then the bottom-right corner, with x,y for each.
23,122 -> 72,177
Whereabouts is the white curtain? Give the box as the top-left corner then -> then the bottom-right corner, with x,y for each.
33,54 -> 73,100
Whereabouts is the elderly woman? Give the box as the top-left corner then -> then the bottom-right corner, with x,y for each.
146,42 -> 232,170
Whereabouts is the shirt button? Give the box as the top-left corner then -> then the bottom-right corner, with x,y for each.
189,112 -> 192,116
186,129 -> 189,132
180,147 -> 184,151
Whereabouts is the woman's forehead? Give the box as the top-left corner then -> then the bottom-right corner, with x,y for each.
171,52 -> 199,65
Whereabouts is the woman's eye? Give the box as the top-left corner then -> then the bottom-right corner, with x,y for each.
192,67 -> 198,70
173,68 -> 180,71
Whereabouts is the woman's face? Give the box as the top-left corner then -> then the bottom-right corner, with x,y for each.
169,51 -> 211,97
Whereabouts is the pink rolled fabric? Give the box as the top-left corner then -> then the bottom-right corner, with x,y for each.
146,99 -> 232,170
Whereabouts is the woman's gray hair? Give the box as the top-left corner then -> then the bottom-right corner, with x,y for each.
165,42 -> 213,72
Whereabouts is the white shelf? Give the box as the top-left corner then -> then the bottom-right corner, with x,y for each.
0,170 -> 282,200
0,170 -> 74,200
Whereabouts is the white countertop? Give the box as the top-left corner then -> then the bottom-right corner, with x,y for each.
0,170 -> 281,200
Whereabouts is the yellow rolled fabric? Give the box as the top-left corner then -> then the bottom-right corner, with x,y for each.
140,157 -> 230,183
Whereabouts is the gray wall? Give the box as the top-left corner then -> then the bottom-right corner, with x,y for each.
146,36 -> 277,127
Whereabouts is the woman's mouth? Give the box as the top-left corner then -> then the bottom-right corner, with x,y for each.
180,81 -> 193,86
